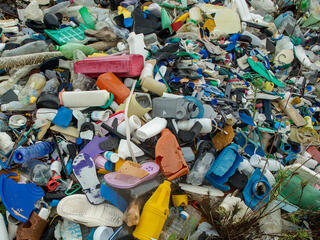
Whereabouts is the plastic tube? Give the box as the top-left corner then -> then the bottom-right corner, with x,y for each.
177,119 -> 212,134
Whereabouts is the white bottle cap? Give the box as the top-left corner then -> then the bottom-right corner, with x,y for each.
93,226 -> 114,240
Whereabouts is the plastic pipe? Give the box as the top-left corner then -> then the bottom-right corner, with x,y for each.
177,118 -> 212,134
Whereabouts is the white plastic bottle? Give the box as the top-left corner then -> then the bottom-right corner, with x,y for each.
117,115 -> 141,136
61,90 -> 110,108
177,118 -> 212,134
72,0 -> 97,7
0,214 -> 9,240
127,32 -> 148,61
136,117 -> 167,141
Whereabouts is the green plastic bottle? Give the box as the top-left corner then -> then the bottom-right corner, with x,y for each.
279,174 -> 320,210
55,43 -> 97,60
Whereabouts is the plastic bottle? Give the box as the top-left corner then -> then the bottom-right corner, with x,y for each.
133,180 -> 171,240
117,115 -> 141,136
96,72 -> 130,104
105,14 -> 130,39
55,43 -> 97,60
20,159 -> 52,186
1,41 -> 49,57
0,214 -> 9,240
160,210 -> 189,240
127,32 -> 148,61
61,90 -> 110,108
44,1 -> 71,14
136,117 -> 167,142
187,150 -> 215,185
74,54 -> 144,78
18,73 -> 46,105
177,118 -> 212,133
13,141 -> 55,164
1,101 -> 36,112
72,0 -> 97,7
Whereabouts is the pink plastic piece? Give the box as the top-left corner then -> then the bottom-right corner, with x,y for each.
74,54 -> 144,77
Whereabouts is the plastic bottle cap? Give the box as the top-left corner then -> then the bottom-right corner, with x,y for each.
93,226 -> 114,240
179,211 -> 189,220
38,208 -> 50,220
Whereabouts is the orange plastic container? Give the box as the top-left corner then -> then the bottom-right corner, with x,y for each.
155,128 -> 189,180
133,180 -> 171,240
97,72 -> 130,104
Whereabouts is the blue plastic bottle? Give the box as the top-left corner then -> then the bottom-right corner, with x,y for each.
13,142 -> 55,164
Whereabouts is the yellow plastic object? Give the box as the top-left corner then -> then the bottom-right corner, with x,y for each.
88,53 -> 108,57
176,12 -> 189,23
133,180 -> 171,240
264,81 -> 274,92
118,6 -> 131,18
291,96 -> 301,105
142,6 -> 149,12
203,19 -> 216,32
304,116 -> 314,130
115,158 -> 126,171
97,169 -> 109,174
172,194 -> 188,207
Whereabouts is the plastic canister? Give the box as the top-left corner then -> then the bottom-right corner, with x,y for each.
97,72 -> 130,104
74,54 -> 144,77
133,180 -> 171,240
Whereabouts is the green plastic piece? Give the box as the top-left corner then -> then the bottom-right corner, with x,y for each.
99,93 -> 114,109
210,80 -> 218,86
290,36 -> 302,46
45,24 -> 89,45
161,8 -> 172,32
248,58 -> 285,88
174,51 -> 199,59
159,2 -> 188,10
79,6 -> 95,30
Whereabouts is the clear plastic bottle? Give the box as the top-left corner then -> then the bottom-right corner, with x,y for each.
44,1 -> 71,14
18,73 -> 46,105
72,0 -> 97,7
105,14 -> 129,39
20,159 -> 52,186
187,150 -> 215,185
1,41 -> 49,57
54,43 -> 97,59
0,101 -> 36,112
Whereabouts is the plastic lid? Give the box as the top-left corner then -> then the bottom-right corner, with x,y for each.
38,208 -> 50,220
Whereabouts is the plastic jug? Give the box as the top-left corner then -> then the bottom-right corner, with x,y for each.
133,180 -> 171,240
74,54 -> 144,78
97,72 -> 130,104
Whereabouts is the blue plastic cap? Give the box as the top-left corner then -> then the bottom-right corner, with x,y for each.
123,17 -> 133,28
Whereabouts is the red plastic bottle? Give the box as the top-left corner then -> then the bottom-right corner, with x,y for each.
97,72 -> 130,104
74,54 -> 144,77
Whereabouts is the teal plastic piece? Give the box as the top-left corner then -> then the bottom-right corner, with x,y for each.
79,7 -> 95,30
45,24 -> 89,45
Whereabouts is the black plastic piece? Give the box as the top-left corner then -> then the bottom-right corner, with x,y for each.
36,92 -> 60,109
178,121 -> 203,143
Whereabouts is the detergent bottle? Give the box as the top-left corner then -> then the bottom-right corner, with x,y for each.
133,180 -> 171,240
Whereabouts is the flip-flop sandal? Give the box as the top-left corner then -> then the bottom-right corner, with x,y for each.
104,161 -> 159,189
57,194 -> 123,227
248,57 -> 285,88
16,211 -> 48,240
72,153 -> 104,205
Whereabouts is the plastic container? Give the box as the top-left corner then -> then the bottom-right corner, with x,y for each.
104,14 -> 129,39
97,72 -> 130,104
133,180 -> 171,240
74,55 -> 144,78
136,117 -> 167,141
127,32 -> 149,61
18,73 -> 46,105
1,41 -> 49,57
44,1 -> 71,14
187,150 -> 215,185
1,102 -> 36,112
0,214 -> 9,240
177,118 -> 212,134
20,159 -> 52,186
117,115 -> 141,136
61,90 -> 110,108
13,142 -> 55,164
55,43 -> 97,60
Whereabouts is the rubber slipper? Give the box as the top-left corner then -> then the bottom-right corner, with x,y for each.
104,161 -> 159,189
72,153 -> 104,205
57,194 -> 123,227
248,57 -> 285,87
